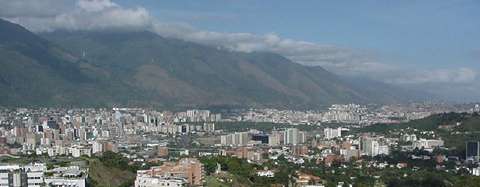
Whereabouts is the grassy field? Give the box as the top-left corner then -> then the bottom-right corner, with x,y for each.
205,176 -> 229,187
88,159 -> 136,187
205,174 -> 253,187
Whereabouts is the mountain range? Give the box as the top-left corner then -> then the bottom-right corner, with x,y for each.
0,19 -> 422,109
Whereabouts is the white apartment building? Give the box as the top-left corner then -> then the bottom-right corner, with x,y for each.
47,146 -> 69,157
284,128 -> 305,145
92,141 -> 103,154
0,163 -> 46,187
268,132 -> 281,146
413,139 -> 444,150
45,166 -> 86,187
135,175 -> 186,187
323,128 -> 342,140
361,137 -> 389,157
44,178 -> 86,187
24,163 -> 45,187
70,146 -> 92,158
220,132 -> 249,146
401,134 -> 417,142
0,165 -> 23,187
202,123 -> 215,133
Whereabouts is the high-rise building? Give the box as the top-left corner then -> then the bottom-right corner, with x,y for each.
47,118 -> 59,130
234,132 -> 249,146
323,128 -> 342,140
268,131 -> 282,146
220,134 -> 231,145
186,110 -> 211,122
284,128 -> 304,145
360,137 -> 382,156
299,131 -> 306,144
284,128 -> 298,145
178,124 -> 190,134
340,148 -> 360,161
251,134 -> 269,144
0,167 -> 26,186
92,141 -> 103,154
466,141 -> 480,162
202,123 -> 215,133
220,132 -> 249,146
113,110 -> 125,138
370,140 -> 380,156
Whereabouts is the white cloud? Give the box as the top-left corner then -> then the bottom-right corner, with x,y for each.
150,23 -> 390,76
3,0 -> 152,32
387,68 -> 477,84
76,0 -> 117,12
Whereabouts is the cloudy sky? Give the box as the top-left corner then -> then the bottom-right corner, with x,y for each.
1,0 -> 479,101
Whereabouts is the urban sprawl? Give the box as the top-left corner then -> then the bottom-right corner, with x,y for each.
0,103 -> 479,187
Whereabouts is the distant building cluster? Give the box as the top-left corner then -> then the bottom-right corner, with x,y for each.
220,128 -> 305,147
235,103 -> 456,125
176,109 -> 222,123
0,108 -> 221,157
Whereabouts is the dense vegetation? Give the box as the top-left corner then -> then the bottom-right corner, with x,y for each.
201,155 -> 480,187
355,112 -> 480,153
87,152 -> 137,187
88,151 -> 161,187
356,112 -> 473,133
201,156 -> 293,186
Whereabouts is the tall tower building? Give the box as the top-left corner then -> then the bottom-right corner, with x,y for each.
113,109 -> 125,138
466,141 -> 480,162
324,128 -> 342,140
361,137 -> 381,156
284,128 -> 303,145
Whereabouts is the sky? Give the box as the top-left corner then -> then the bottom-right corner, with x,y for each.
1,0 -> 479,101
118,0 -> 480,69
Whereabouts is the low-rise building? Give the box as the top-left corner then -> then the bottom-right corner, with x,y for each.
135,176 -> 186,187
45,165 -> 87,187
135,158 -> 203,186
413,139 -> 444,150
0,163 -> 46,187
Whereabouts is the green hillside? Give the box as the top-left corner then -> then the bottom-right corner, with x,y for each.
41,30 -> 369,108
0,19 -> 104,106
360,112 -> 480,151
360,112 -> 480,132
1,18 -> 421,108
